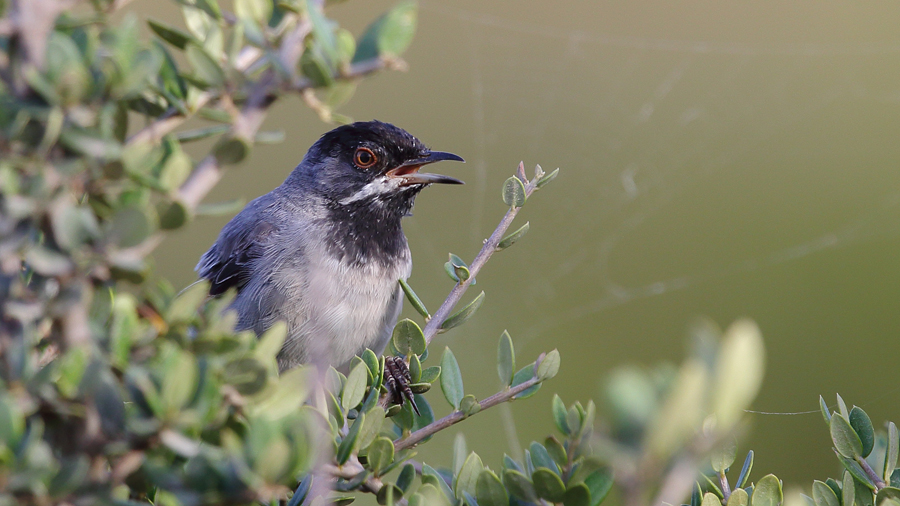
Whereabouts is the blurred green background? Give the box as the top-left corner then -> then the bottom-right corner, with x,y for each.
144,0 -> 900,489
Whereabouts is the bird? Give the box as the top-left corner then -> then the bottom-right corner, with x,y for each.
195,120 -> 464,374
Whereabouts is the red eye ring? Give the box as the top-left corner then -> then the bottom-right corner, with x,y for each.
354,147 -> 377,169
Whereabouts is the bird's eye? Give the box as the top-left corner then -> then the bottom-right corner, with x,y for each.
354,147 -> 377,169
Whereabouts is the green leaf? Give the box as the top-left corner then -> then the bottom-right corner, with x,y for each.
377,484 -> 402,506
497,330 -> 515,387
497,221 -> 530,251
455,452 -> 484,499
837,394 -> 849,420
564,483 -> 591,506
544,437 -> 567,467
532,468 -> 566,502
736,451 -> 754,488
584,468 -> 614,506
255,321 -> 287,365
185,43 -> 225,87
235,0 -> 272,24
367,437 -> 394,475
336,412 -> 364,465
213,136 -> 251,164
843,471 -> 856,506
502,176 -> 527,207
727,489 -> 750,506
148,19 -> 195,48
440,348 -> 464,409
423,464 -> 455,502
399,279 -> 429,318
849,406 -> 875,458
751,475 -> 783,506
392,319 -> 426,356
712,319 -> 765,430
357,406 -> 385,449
167,280 -> 209,323
813,481 -> 840,506
476,470 -> 508,506
175,124 -> 230,143
711,437 -> 737,473
832,413 -> 864,459
536,167 -> 559,188
537,349 -> 561,380
512,365 -> 541,399
552,394 -> 570,435
196,198 -> 245,217
837,453 -> 876,490
820,395 -> 832,425
420,366 -> 441,384
396,463 -> 416,494
409,354 -> 422,383
460,395 -> 481,416
353,0 -> 418,62
503,470 -> 537,502
703,493 -> 723,506
441,291 -> 485,331
342,363 -> 368,412
529,442 -> 559,474
877,488 -> 900,506
887,422 -> 899,481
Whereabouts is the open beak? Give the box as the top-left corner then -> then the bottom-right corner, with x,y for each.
385,151 -> 465,186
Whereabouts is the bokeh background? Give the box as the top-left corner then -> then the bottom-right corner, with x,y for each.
144,0 -> 900,489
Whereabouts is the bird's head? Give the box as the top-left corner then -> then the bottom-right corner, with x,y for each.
290,121 -> 464,215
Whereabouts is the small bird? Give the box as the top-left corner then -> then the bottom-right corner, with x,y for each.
196,121 -> 463,373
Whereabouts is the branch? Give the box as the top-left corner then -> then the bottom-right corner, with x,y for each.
421,162 -> 538,345
393,375 -> 542,452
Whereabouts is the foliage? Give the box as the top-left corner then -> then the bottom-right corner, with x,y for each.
0,1 -> 891,506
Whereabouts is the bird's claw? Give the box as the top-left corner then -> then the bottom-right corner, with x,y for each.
383,356 -> 420,416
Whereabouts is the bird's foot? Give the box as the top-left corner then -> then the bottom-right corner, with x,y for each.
383,356 -> 420,416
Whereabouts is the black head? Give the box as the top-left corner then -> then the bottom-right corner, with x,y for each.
291,120 -> 463,209
288,121 -> 464,265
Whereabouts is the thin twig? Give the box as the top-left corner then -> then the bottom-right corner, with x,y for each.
393,375 -> 542,452
421,162 -> 537,345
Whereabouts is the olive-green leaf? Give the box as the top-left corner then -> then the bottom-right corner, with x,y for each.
537,349 -> 561,380
584,468 -> 613,506
420,366 -> 441,384
837,394 -> 849,419
736,451 -> 754,488
336,412 -> 363,465
476,470 -> 508,506
751,474 -> 783,506
727,488 -> 750,506
498,330 -> 515,387
503,469 -> 537,502
703,493 -> 723,506
712,319 -> 765,430
353,0 -> 418,63
887,422 -> 899,481
399,278 -> 429,318
502,176 -> 527,207
849,406 -> 875,458
813,481 -> 840,506
342,363 -> 368,412
455,452 -> 484,499
357,406 -> 385,449
185,44 -> 224,87
532,467 -> 566,502
831,413 -> 864,459
396,463 -> 416,493
497,221 -> 529,251
711,437 -> 737,473
820,395 -> 832,425
440,348 -> 464,409
392,319 -> 426,356
552,394 -> 570,435
148,19 -> 195,49
536,168 -> 560,188
441,292 -> 485,331
213,136 -> 251,165
843,471 -> 856,506
460,395 -> 480,416
367,437 -> 394,475
512,365 -> 541,399
877,488 -> 900,506
564,483 -> 591,506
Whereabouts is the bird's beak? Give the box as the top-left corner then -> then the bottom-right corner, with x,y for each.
385,151 -> 465,186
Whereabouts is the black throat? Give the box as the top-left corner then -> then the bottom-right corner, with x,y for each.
320,190 -> 420,267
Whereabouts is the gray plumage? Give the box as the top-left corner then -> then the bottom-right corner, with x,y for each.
195,121 -> 463,371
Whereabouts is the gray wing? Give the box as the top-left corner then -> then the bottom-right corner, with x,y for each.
195,198 -> 276,296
